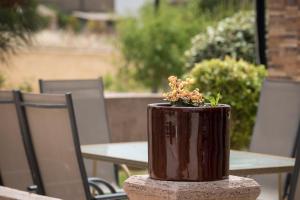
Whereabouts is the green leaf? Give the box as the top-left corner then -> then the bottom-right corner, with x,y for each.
205,92 -> 222,107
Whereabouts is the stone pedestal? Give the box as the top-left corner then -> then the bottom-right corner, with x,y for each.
124,175 -> 261,200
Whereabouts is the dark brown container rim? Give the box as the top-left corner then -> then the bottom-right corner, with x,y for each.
148,103 -> 230,111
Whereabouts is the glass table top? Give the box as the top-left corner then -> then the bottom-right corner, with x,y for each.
81,142 -> 295,175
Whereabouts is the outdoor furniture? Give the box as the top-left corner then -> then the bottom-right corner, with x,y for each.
0,91 -> 39,192
14,91 -> 127,200
288,123 -> 300,200
39,79 -> 121,185
81,142 -> 295,175
250,79 -> 300,200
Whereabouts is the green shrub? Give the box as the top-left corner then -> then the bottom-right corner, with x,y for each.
185,11 -> 256,69
118,0 -> 254,92
103,69 -> 147,92
18,81 -> 33,92
67,16 -> 81,32
57,12 -> 81,32
118,2 -> 195,92
86,20 -> 105,33
57,11 -> 69,28
0,73 -> 5,88
37,15 -> 51,29
189,57 -> 267,149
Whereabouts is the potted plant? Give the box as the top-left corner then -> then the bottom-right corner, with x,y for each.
148,76 -> 230,181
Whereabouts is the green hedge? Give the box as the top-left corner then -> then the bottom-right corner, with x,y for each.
189,57 -> 267,149
185,11 -> 256,69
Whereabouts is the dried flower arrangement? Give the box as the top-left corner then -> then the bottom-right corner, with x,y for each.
163,76 -> 221,107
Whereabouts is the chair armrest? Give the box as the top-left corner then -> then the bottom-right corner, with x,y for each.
88,177 -> 117,193
93,192 -> 128,200
88,181 -> 105,195
27,185 -> 38,193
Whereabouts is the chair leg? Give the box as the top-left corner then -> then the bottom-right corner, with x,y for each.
93,160 -> 98,177
119,164 -> 132,177
91,160 -> 98,195
278,173 -> 282,200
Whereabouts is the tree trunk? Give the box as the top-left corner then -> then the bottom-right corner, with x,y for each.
154,0 -> 160,12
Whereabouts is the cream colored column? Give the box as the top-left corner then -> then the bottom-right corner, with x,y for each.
124,175 -> 261,200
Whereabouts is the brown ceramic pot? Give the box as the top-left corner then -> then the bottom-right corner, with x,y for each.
148,103 -> 230,182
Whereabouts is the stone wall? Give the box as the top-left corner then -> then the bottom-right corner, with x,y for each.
40,0 -> 114,12
267,0 -> 300,80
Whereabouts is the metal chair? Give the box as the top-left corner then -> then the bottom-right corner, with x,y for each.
14,91 -> 127,200
287,122 -> 300,200
0,91 -> 42,193
250,79 -> 300,200
39,79 -> 128,186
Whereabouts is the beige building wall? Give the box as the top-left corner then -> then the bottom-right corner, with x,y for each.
267,0 -> 300,80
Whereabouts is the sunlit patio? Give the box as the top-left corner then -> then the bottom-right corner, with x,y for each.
0,0 -> 300,200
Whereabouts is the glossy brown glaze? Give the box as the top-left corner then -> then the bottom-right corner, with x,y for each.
148,103 -> 230,182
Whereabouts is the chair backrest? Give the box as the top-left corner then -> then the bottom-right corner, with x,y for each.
14,91 -> 91,200
39,79 -> 110,145
39,79 -> 116,184
250,79 -> 300,198
288,123 -> 300,200
250,79 -> 300,156
0,91 -> 35,191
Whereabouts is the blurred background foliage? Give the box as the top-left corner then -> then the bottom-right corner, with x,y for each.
185,11 -> 256,69
0,0 -> 44,61
56,11 -> 82,32
117,1 -> 192,92
189,57 -> 267,149
0,73 -> 4,89
18,80 -> 33,92
107,0 -> 254,92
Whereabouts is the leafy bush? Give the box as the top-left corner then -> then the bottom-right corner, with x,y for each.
185,11 -> 256,69
37,15 -> 51,30
118,0 -> 253,92
118,3 -> 192,92
57,12 -> 81,32
0,0 -> 42,61
86,20 -> 105,33
189,57 -> 267,149
0,73 -> 5,88
103,68 -> 147,92
18,81 -> 33,92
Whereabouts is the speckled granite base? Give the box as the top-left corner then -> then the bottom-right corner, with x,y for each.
124,175 -> 261,200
